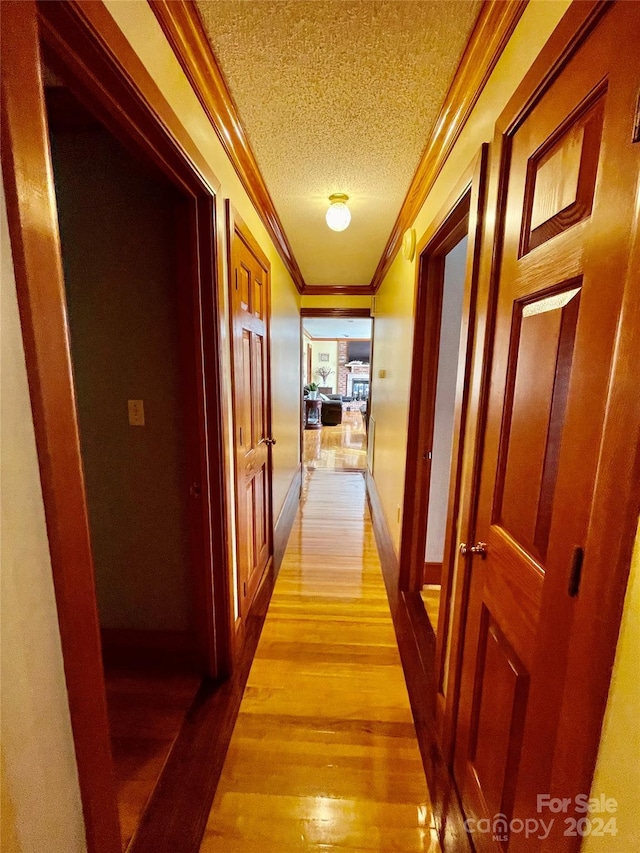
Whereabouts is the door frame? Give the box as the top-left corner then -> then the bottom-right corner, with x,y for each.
399,148 -> 488,605
1,3 -> 231,851
226,201 -> 274,632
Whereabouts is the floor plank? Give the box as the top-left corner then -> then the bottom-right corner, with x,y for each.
104,669 -> 200,849
199,469 -> 441,852
303,408 -> 368,470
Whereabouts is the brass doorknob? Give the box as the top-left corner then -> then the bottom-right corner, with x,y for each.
459,541 -> 487,557
265,437 -> 277,446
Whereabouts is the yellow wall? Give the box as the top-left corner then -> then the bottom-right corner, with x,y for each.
301,294 -> 372,311
370,0 -> 572,550
582,520 -> 640,852
1,751 -> 21,853
1,178 -> 87,852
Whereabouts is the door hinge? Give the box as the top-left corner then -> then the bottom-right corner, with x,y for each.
239,426 -> 243,446
633,91 -> 640,143
568,547 -> 584,597
243,581 -> 247,597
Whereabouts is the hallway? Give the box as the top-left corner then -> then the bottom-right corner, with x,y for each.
199,467 -> 440,852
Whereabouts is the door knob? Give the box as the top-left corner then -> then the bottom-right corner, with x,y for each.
265,437 -> 277,446
459,541 -> 487,558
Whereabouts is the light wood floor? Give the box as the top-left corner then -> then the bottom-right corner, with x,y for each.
104,669 -> 200,849
199,469 -> 441,852
303,408 -> 368,471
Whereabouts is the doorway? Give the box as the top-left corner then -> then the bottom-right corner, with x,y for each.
399,153 -> 486,651
45,79 -> 205,846
301,311 -> 372,472
1,4 -> 231,849
420,234 -> 468,630
397,157 -> 489,824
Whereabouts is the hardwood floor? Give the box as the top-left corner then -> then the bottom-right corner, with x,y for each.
303,408 -> 368,471
199,469 -> 441,852
104,669 -> 201,849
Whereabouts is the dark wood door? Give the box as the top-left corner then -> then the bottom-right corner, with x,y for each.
454,5 -> 640,851
228,207 -> 273,621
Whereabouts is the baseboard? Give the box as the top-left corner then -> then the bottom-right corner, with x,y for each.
101,628 -> 200,672
365,471 -> 472,853
273,463 -> 302,575
423,561 -> 443,585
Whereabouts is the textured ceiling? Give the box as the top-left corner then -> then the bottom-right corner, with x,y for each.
303,317 -> 372,339
196,1 -> 482,287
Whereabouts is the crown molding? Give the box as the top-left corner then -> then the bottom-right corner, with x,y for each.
148,0 -> 306,293
300,308 -> 372,318
369,0 -> 528,293
302,284 -> 374,297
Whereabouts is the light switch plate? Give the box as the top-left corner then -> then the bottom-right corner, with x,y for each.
128,399 -> 145,426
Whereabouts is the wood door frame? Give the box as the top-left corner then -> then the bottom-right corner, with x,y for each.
449,4 -> 639,846
399,147 -> 488,603
226,201 -> 274,635
1,3 -> 231,851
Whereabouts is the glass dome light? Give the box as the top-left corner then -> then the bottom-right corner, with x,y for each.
326,193 -> 351,232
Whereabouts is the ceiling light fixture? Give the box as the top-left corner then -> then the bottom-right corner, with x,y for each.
326,193 -> 351,232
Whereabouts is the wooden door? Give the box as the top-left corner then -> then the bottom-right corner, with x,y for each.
454,5 -> 640,851
228,205 -> 273,621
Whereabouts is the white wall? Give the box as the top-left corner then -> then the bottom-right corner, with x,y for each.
1,178 -> 87,852
425,237 -> 468,564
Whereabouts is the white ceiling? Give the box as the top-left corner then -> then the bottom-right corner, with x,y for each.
196,1 -> 482,287
303,317 -> 372,339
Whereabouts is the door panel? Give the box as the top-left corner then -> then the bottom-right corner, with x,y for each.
454,5 -> 639,851
229,209 -> 273,620
469,612 -> 529,825
497,285 -> 580,561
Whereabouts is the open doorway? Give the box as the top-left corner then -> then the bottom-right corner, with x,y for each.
1,1 -> 230,841
420,236 -> 468,632
399,151 -> 488,744
44,73 -> 205,848
301,311 -> 372,472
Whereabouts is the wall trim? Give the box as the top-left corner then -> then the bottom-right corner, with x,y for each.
423,561 -> 443,585
366,471 -> 472,853
369,0 -> 528,292
273,464 -> 302,575
300,308 -> 371,318
302,284 -> 374,296
149,0 -> 306,293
